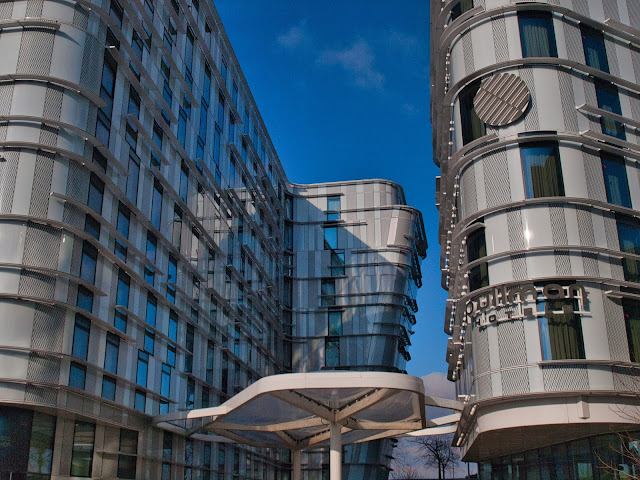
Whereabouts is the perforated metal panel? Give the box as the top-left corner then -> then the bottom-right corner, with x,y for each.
461,164 -> 477,219
31,304 -> 64,352
483,149 -> 511,207
80,36 -> 103,93
43,85 -> 63,120
17,30 -> 54,75
23,224 -> 60,269
550,204 -> 568,245
473,326 -> 492,399
613,366 -> 640,392
542,365 -> 589,391
29,152 -> 54,217
0,1 -> 13,18
629,0 -> 640,29
65,161 -> 89,202
603,0 -> 620,21
463,32 -> 475,77
0,149 -> 19,213
602,291 -> 628,361
507,208 -> 525,250
582,252 -> 600,277
501,367 -> 530,395
605,39 -> 621,78
583,81 -> 601,131
576,206 -> 595,246
511,253 -> 528,280
563,22 -> 584,64
519,68 -> 539,131
583,149 -> 607,201
555,250 -> 572,275
610,257 -> 624,280
498,321 -> 527,367
24,384 -> 57,405
492,17 -> 508,63
38,124 -> 57,147
18,270 -> 55,299
73,4 -> 89,29
572,0 -> 589,15
25,0 -> 44,16
559,71 -> 579,132
26,353 -> 60,384
0,84 -> 14,115
603,211 -> 619,250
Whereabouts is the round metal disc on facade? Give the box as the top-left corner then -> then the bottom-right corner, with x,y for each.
473,73 -> 530,126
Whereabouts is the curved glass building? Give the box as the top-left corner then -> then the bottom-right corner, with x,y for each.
0,0 -> 426,479
431,0 -> 640,477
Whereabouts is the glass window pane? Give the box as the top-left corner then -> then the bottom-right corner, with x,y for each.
618,217 -> 640,283
72,315 -> 90,360
581,24 -> 609,73
105,332 -> 119,374
595,79 -> 626,140
137,351 -> 148,387
70,422 -> 95,477
601,153 -> 631,208
69,362 -> 86,390
623,299 -> 640,363
328,310 -> 342,336
325,338 -> 339,367
521,142 -> 564,198
324,227 -> 338,250
459,79 -> 485,145
102,375 -> 116,401
518,11 -> 558,58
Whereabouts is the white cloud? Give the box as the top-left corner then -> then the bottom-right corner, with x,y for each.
317,39 -> 384,89
387,29 -> 418,53
276,21 -> 309,49
422,371 -> 455,399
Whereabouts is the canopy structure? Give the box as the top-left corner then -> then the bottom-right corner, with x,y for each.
154,371 -> 461,480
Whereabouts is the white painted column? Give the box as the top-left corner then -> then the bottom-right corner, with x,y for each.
292,449 -> 301,480
329,423 -> 342,480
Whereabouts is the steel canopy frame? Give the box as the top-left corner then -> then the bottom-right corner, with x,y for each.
153,371 -> 460,480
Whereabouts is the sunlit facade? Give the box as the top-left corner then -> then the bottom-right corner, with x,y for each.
0,0 -> 426,479
431,0 -> 640,477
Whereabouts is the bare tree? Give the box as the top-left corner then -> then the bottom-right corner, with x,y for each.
389,441 -> 423,479
414,435 -> 459,480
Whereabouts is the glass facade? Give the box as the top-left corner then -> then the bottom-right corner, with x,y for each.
521,142 -> 564,199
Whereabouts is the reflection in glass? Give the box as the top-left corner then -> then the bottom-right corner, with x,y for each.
601,152 -> 631,208
518,11 -> 558,58
70,422 -> 95,477
521,142 -> 564,198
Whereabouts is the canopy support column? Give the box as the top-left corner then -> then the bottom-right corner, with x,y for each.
330,423 -> 342,480
292,449 -> 301,480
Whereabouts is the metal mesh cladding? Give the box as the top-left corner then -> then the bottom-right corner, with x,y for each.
483,148 -> 511,208
17,30 -> 54,75
542,365 -> 589,391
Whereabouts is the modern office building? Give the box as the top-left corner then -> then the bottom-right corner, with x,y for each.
0,0 -> 426,479
431,0 -> 640,477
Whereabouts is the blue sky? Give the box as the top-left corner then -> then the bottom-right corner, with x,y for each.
214,0 -> 448,379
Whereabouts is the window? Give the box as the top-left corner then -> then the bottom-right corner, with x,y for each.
459,79 -> 486,145
185,27 -> 194,89
178,107 -> 188,148
168,309 -> 178,341
72,315 -> 90,360
85,214 -> 101,240
134,390 -> 146,412
187,377 -> 195,409
115,270 -> 130,332
137,350 -> 148,387
167,255 -> 177,302
521,141 -> 564,198
467,227 -> 489,291
180,162 -> 189,203
144,329 -> 155,355
581,24 -> 609,73
104,332 -> 119,374
151,179 -> 163,229
160,363 -> 171,414
87,174 -> 104,214
324,227 -> 338,250
601,152 -> 631,208
102,375 -> 116,401
145,294 -> 157,327
128,87 -> 141,117
172,206 -> 182,249
145,232 -> 157,285
77,285 -> 93,312
206,341 -> 215,384
70,422 -> 95,477
539,284 -> 585,360
327,196 -> 340,221
325,338 -> 339,367
185,323 -> 194,374
115,203 -> 130,261
69,361 -> 86,390
321,279 -> 336,306
328,310 -> 343,336
617,216 -> 640,283
595,79 -> 626,140
127,152 -> 140,204
331,249 -> 345,276
80,242 -> 98,284
623,299 -> 640,362
518,11 -> 557,58
118,429 -> 138,479
450,0 -> 473,21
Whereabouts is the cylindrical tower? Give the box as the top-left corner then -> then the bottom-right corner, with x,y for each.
432,0 -> 640,475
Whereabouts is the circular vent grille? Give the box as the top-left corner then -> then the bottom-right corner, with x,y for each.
473,73 -> 530,126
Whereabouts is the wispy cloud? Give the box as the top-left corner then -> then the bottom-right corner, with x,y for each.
276,21 -> 309,50
387,29 -> 419,53
317,39 -> 384,89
